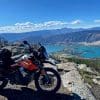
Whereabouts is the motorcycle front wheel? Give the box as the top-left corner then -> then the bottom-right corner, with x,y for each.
35,68 -> 61,93
0,78 -> 8,89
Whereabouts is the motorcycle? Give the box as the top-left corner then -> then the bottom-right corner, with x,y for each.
0,41 -> 61,93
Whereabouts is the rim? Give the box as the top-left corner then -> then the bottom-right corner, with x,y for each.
0,80 -> 3,86
38,71 -> 58,91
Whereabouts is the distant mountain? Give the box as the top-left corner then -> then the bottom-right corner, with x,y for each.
0,27 -> 100,44
0,28 -> 84,42
23,30 -> 100,44
88,27 -> 100,30
40,30 -> 100,44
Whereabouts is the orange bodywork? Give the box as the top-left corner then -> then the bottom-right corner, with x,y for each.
19,59 -> 38,71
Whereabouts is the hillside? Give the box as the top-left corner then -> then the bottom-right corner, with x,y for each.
0,28 -> 100,44
24,30 -> 100,44
0,28 -> 84,42
40,30 -> 100,43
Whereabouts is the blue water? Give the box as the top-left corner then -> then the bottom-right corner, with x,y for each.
45,45 -> 64,53
73,45 -> 100,59
45,44 -> 100,59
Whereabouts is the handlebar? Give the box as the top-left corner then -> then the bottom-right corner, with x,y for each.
23,41 -> 33,53
23,41 -> 39,60
23,41 -> 48,61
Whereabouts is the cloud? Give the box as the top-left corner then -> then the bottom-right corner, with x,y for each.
15,22 -> 34,26
70,20 -> 81,25
0,20 -> 82,33
0,21 -> 68,33
94,19 -> 100,23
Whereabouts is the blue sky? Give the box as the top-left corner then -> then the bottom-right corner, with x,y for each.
0,0 -> 100,33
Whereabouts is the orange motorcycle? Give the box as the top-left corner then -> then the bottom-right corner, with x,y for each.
0,41 -> 61,93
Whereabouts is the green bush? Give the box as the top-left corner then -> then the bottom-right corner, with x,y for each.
67,57 -> 100,73
79,69 -> 94,86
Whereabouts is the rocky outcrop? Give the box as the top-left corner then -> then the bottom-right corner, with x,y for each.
77,64 -> 94,73
92,76 -> 100,85
0,61 -> 97,100
58,62 -> 96,100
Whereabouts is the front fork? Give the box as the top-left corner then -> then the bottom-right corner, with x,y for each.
40,69 -> 50,84
37,61 -> 51,84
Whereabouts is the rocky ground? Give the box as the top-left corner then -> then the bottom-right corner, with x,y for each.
0,44 -> 99,100
57,62 -> 96,100
0,61 -> 97,100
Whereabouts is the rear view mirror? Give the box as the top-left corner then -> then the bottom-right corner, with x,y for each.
23,41 -> 28,44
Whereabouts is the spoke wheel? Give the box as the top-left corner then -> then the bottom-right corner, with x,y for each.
0,78 -> 8,89
35,68 -> 61,93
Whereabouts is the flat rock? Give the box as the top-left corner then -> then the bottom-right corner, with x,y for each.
59,63 -> 96,100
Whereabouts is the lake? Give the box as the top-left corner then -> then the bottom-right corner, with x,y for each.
73,44 -> 100,59
45,44 -> 100,59
45,45 -> 64,53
